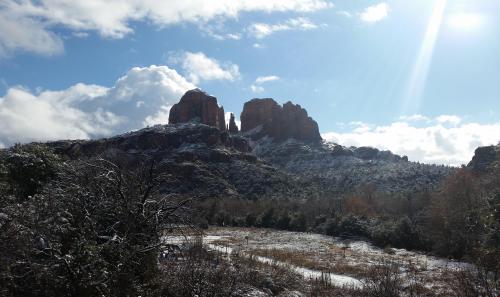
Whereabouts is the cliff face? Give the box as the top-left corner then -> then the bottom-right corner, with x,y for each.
240,99 -> 322,143
169,89 -> 226,130
468,144 -> 500,172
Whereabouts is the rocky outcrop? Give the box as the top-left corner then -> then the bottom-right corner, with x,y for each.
252,139 -> 451,194
468,144 -> 500,172
41,119 -> 454,198
37,89 -> 456,198
44,124 -> 301,200
353,147 -> 407,162
169,89 -> 226,130
240,99 -> 321,143
228,113 -> 239,134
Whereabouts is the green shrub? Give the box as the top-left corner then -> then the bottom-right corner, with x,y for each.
338,215 -> 368,238
4,144 -> 61,199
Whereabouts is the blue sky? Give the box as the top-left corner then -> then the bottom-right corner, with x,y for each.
0,0 -> 499,165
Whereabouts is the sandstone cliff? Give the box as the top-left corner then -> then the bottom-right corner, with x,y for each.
240,99 -> 321,143
169,89 -> 226,130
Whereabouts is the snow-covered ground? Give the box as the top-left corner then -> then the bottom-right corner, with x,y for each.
165,227 -> 472,292
206,242 -> 362,288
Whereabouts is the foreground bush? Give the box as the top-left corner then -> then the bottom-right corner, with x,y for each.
0,152 -> 189,297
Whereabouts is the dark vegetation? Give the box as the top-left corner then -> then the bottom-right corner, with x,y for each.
0,143 -> 499,296
0,144 -> 191,296
194,166 -> 500,282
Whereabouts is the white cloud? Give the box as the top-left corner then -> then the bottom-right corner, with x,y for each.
251,75 -> 280,93
436,115 -> 461,126
398,114 -> 430,122
0,10 -> 64,57
0,65 -> 195,147
0,87 -> 119,144
248,17 -> 319,39
250,85 -> 265,93
349,121 -> 373,133
322,116 -> 500,166
0,0 -> 332,56
107,65 -> 194,103
225,33 -> 242,40
200,24 -> 242,41
171,51 -> 240,84
143,105 -> 171,127
255,75 -> 280,84
359,3 -> 390,23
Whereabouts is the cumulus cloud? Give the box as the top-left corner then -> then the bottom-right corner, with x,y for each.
0,0 -> 331,56
322,117 -> 500,166
143,106 -> 171,127
251,75 -> 280,93
0,10 -> 64,56
436,115 -> 461,126
359,3 -> 390,23
0,65 -> 195,147
0,87 -> 119,144
170,51 -> 240,84
248,17 -> 319,39
398,114 -> 430,122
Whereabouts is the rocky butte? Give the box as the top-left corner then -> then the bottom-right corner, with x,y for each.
34,88 -> 454,197
168,90 -> 321,144
169,89 -> 226,130
240,99 -> 322,143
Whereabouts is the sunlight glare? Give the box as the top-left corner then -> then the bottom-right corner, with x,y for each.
402,0 -> 447,115
448,13 -> 482,31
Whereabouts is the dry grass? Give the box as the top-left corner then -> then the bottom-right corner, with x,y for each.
161,237 -> 491,297
210,237 -> 241,246
206,228 -> 491,294
250,248 -> 369,278
252,248 -> 325,270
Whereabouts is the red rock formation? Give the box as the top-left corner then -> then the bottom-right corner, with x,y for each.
228,113 -> 239,134
240,99 -> 321,143
240,99 -> 280,133
218,106 -> 225,132
169,89 -> 226,130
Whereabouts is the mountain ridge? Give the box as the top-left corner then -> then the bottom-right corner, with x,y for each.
2,89 -> 474,198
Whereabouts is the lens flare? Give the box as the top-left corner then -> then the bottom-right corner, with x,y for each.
402,0 -> 447,115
